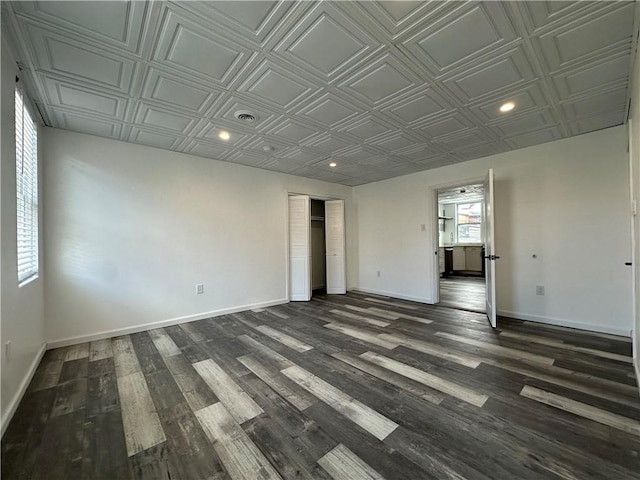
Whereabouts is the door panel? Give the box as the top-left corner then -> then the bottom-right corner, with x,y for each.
483,169 -> 497,327
325,200 -> 346,294
289,195 -> 311,301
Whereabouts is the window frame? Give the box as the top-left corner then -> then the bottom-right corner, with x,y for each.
455,201 -> 483,244
15,86 -> 39,286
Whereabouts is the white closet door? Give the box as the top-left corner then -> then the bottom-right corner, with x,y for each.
289,195 -> 311,301
325,200 -> 346,294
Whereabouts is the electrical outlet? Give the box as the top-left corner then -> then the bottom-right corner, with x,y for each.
421,224 -> 426,232
536,285 -> 545,296
196,284 -> 204,295
5,341 -> 11,361
377,271 -> 381,277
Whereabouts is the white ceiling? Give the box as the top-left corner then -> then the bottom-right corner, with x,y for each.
2,1 -> 636,186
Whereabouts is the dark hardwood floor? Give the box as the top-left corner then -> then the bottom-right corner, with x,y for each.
2,292 -> 639,479
439,276 -> 486,312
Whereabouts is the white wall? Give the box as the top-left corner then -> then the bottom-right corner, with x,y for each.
1,37 -> 46,431
43,128 -> 353,345
354,126 -> 632,336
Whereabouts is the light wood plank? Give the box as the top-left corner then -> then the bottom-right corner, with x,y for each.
330,309 -> 390,327
237,334 -> 295,370
266,308 -> 290,319
192,358 -> 263,423
483,357 -> 640,409
255,325 -> 314,352
237,354 -> 316,411
148,328 -> 181,357
332,352 -> 444,405
89,339 -> 113,362
520,385 -> 640,435
378,333 -> 481,369
360,352 -> 488,408
499,330 -> 632,363
195,402 -> 283,480
180,322 -> 206,343
112,336 -> 141,378
65,343 -> 90,362
323,322 -> 400,350
368,307 -> 433,325
164,355 -> 218,412
318,443 -> 386,480
435,331 -> 555,365
117,372 -> 166,456
364,298 -> 419,310
281,365 -> 398,441
345,305 -> 399,320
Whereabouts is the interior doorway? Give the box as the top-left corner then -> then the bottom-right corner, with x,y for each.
436,183 -> 487,313
288,194 -> 346,301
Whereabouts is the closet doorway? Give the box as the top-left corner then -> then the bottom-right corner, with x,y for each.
288,195 -> 346,301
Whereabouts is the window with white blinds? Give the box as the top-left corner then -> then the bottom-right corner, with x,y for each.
15,87 -> 39,284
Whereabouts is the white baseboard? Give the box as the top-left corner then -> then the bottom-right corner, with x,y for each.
47,298 -> 289,349
497,310 -> 631,337
352,287 -> 431,305
1,343 -> 46,438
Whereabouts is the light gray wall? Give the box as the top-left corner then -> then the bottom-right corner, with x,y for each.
42,128 -> 354,345
354,126 -> 632,336
1,37 -> 46,431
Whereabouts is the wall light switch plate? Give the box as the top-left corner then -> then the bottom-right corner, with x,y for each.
196,284 -> 204,294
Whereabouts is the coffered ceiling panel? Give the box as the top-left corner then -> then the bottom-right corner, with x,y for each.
128,127 -> 183,150
382,88 -> 452,126
3,0 -> 636,186
52,109 -> 122,139
273,2 -> 381,82
552,54 -> 630,100
535,2 -> 635,71
339,52 -> 420,107
403,2 -> 517,75
297,92 -> 360,128
24,23 -> 138,92
153,8 -> 254,86
179,0 -> 294,46
13,0 -> 148,53
42,76 -> 128,120
237,59 -> 317,110
140,68 -> 221,115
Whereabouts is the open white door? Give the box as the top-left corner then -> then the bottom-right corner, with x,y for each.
325,200 -> 346,294
483,169 -> 497,327
289,195 -> 311,301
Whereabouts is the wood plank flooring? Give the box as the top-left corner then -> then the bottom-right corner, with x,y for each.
2,291 -> 639,479
440,276 -> 486,312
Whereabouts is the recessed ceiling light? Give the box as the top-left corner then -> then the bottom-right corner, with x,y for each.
499,101 -> 515,113
218,131 -> 230,140
329,162 -> 337,167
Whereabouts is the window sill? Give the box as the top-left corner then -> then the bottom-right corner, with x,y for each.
19,274 -> 39,288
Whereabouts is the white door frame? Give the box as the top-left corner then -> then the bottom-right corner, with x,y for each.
285,190 -> 347,301
427,175 -> 486,305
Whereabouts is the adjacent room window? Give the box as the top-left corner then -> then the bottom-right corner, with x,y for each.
15,87 -> 39,284
457,202 -> 482,243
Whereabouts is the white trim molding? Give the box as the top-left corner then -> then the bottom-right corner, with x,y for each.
498,310 -> 632,338
352,287 -> 431,305
1,343 -> 47,438
47,298 -> 289,349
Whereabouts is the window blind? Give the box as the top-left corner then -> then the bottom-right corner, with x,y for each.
15,87 -> 38,284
